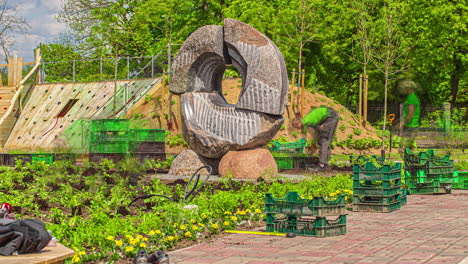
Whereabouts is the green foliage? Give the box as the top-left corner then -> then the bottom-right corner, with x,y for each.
291,131 -> 299,138
166,133 -> 188,147
144,94 -> 153,103
339,124 -> 346,132
353,128 -> 362,136
280,124 -> 286,131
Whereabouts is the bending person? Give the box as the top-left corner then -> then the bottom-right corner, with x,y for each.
299,107 -> 339,169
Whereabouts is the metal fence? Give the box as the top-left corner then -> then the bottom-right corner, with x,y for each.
39,54 -> 167,84
347,103 -> 468,132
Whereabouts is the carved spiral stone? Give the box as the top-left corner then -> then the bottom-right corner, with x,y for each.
171,19 -> 288,158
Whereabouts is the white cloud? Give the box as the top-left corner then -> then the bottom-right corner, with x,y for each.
8,0 -> 67,62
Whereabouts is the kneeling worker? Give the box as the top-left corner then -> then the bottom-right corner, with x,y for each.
297,106 -> 339,169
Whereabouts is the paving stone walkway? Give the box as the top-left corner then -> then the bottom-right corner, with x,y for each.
169,190 -> 468,264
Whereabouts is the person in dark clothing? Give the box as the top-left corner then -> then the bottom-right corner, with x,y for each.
297,107 -> 339,169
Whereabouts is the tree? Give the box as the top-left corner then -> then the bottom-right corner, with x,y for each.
404,0 -> 467,105
0,0 -> 29,61
372,0 -> 411,151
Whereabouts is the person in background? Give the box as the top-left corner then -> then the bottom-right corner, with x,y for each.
297,106 -> 339,170
399,80 -> 420,138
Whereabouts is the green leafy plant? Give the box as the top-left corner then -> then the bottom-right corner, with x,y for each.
353,128 -> 362,136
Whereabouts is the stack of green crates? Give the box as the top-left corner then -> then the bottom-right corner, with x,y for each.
404,148 -> 454,194
265,192 -> 346,237
89,119 -> 130,153
453,171 -> 468,189
352,162 -> 403,213
128,129 -> 166,162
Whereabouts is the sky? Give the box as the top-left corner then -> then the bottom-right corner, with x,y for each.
9,0 -> 67,62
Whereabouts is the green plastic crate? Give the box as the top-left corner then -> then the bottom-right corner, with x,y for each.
31,154 -> 54,165
91,119 -> 130,132
270,138 -> 306,153
264,192 -> 346,217
353,162 -> 402,181
353,178 -> 401,189
353,186 -> 401,196
266,214 -> 346,237
353,193 -> 400,205
408,181 -> 439,195
129,129 -> 166,142
404,148 -> 450,165
350,155 -> 385,166
90,131 -> 129,142
89,141 -> 129,153
352,200 -> 401,213
274,157 -> 294,170
453,171 -> 468,189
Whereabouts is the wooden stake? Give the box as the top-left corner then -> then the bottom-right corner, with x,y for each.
363,74 -> 369,127
301,68 -> 305,115
291,68 -> 296,112
16,57 -> 23,87
7,56 -> 13,86
359,74 -> 362,124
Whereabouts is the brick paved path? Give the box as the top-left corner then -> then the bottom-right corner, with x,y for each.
169,190 -> 468,264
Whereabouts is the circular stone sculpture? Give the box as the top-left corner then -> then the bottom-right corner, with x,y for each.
218,148 -> 278,179
171,19 -> 288,159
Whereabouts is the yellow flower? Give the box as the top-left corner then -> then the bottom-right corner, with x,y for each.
155,230 -> 161,234
71,255 -> 80,263
255,209 -> 262,214
148,230 -> 155,236
106,235 -> 114,241
115,240 -> 123,247
125,246 -> 134,252
125,234 -> 133,240
231,216 -> 238,222
223,221 -> 230,226
136,235 -> 143,239
78,251 -> 86,256
72,247 -> 79,251
308,196 -> 313,199
167,236 -> 175,241
190,219 -> 197,223
201,213 -> 207,219
336,190 -> 341,194
180,225 -> 187,230
237,210 -> 246,215
142,237 -> 148,241
300,195 -> 305,199
139,242 -> 147,248
329,193 -> 336,197
199,223 -> 205,227
184,231 -> 192,238
212,223 -> 219,229
224,211 -> 231,215
192,225 -> 199,231
173,223 -> 178,228
246,209 -> 252,213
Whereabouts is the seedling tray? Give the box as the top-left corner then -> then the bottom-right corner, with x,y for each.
265,214 -> 346,237
352,200 -> 401,213
265,192 -> 345,217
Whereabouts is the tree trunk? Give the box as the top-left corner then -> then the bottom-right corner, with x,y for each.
450,56 -> 461,105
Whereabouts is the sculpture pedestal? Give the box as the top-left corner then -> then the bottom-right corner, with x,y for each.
168,149 -> 220,176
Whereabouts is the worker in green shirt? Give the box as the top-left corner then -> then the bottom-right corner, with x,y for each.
299,106 -> 339,169
399,80 -> 420,137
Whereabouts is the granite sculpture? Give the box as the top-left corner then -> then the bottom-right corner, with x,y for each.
171,19 -> 288,158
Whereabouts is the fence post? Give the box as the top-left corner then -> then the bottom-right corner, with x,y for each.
73,59 -> 76,82
127,57 -> 130,79
399,103 -> 403,136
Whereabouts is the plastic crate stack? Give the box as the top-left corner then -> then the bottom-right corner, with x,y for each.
453,171 -> 468,190
89,119 -> 130,163
264,192 -> 346,237
404,148 -> 455,194
128,129 -> 166,163
352,162 -> 404,213
88,119 -> 166,163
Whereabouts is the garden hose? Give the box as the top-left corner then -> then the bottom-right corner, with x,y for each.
128,165 -> 213,207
